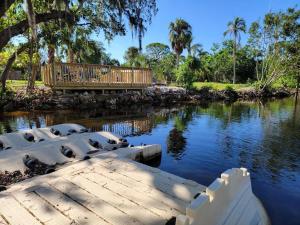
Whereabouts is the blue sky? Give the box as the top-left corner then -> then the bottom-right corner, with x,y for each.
96,0 -> 299,63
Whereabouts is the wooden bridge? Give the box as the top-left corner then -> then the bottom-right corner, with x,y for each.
41,63 -> 153,91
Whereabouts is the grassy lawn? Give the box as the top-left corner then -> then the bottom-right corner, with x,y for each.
6,80 -> 44,91
192,82 -> 253,91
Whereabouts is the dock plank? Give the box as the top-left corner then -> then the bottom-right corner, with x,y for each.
82,164 -> 186,212
0,215 -> 8,225
34,184 -> 109,225
13,191 -> 72,225
67,174 -> 167,225
82,171 -> 177,219
83,162 -> 188,212
0,196 -> 42,225
50,178 -> 143,225
95,158 -> 202,202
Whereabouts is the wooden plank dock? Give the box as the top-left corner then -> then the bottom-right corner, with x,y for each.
0,153 -> 205,225
41,63 -> 153,91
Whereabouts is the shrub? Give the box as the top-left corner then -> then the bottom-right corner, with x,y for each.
224,85 -> 234,91
175,56 -> 200,89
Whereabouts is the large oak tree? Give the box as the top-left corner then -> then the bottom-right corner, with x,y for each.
0,0 -> 157,90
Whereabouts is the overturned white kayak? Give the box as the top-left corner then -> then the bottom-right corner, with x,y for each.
0,124 -> 269,225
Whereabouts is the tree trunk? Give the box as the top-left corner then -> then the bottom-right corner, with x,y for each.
25,0 -> 37,41
233,37 -> 237,84
48,45 -> 55,63
138,33 -> 142,53
27,64 -> 38,92
296,75 -> 300,100
255,58 -> 259,81
68,48 -> 74,63
1,44 -> 28,91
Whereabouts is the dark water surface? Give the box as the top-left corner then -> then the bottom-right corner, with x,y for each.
1,98 -> 300,225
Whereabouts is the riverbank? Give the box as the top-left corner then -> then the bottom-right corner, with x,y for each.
0,85 -> 293,111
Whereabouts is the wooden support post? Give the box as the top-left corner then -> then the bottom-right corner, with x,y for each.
51,62 -> 55,87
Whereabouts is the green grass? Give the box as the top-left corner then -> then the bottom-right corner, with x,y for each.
192,82 -> 252,91
6,80 -> 44,91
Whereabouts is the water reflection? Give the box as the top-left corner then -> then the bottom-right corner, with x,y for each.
167,106 -> 194,159
0,98 -> 300,225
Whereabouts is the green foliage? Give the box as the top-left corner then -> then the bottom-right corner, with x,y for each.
0,0 -> 159,91
125,42 -> 177,81
153,53 -> 177,82
196,40 -> 255,83
193,82 -> 251,91
224,85 -> 234,91
124,47 -> 140,66
175,56 -> 200,89
1,1 -> 299,93
169,18 -> 192,64
145,43 -> 170,62
224,17 -> 247,84
123,47 -> 149,67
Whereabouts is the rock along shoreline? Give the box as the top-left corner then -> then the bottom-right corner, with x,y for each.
0,86 -> 293,112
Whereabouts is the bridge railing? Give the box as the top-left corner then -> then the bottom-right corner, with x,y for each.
41,63 -> 153,89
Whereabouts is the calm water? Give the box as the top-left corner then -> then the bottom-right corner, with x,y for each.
0,98 -> 300,225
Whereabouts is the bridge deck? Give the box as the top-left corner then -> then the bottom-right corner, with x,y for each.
0,155 -> 205,225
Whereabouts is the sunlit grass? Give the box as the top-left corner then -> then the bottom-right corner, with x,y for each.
6,80 -> 44,91
192,82 -> 252,91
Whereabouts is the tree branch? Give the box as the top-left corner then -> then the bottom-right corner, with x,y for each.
77,22 -> 92,26
1,43 -> 29,91
0,10 -> 74,51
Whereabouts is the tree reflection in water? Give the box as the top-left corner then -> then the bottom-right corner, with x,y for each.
167,128 -> 186,160
167,106 -> 194,160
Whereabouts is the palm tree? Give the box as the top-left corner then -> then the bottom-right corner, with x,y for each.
124,47 -> 140,66
224,17 -> 246,84
169,18 -> 192,66
129,11 -> 147,53
186,35 -> 193,56
190,43 -> 205,58
127,0 -> 158,53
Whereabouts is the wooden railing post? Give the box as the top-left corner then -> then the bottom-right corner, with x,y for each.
54,63 -> 57,86
131,68 -> 134,86
50,62 -> 55,87
109,66 -> 112,86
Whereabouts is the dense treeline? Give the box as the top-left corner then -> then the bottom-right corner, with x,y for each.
0,0 -> 299,93
123,7 -> 300,91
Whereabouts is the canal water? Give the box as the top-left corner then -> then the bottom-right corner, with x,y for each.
0,97 -> 299,225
